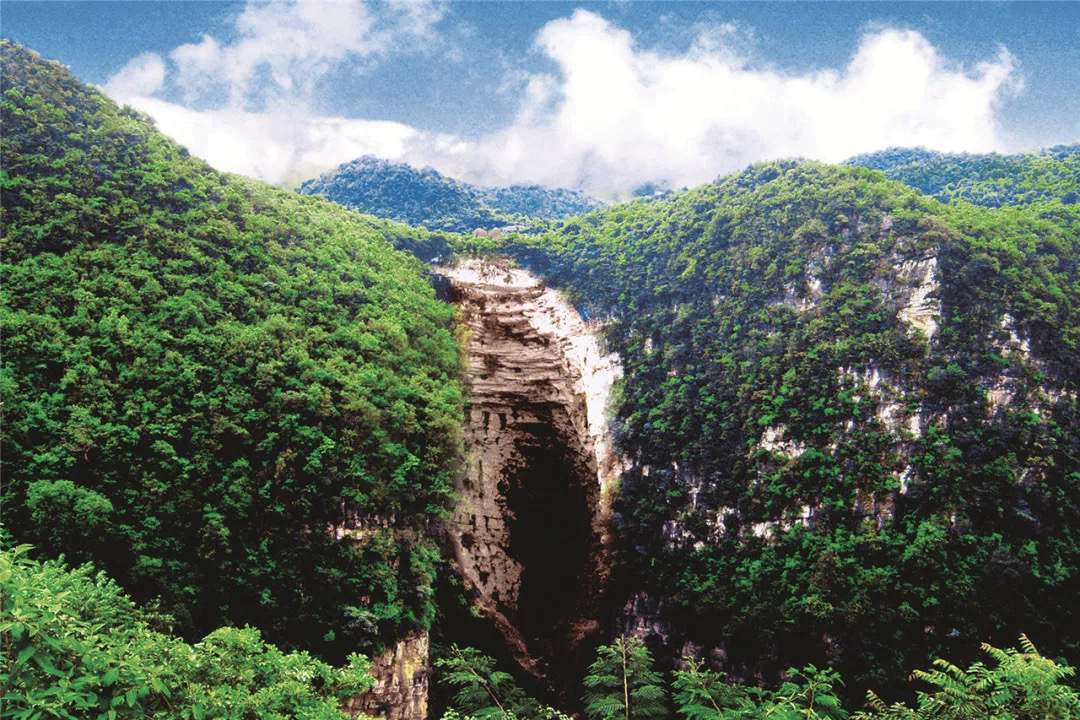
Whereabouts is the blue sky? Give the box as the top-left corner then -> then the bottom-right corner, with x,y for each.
4,1 -> 1078,194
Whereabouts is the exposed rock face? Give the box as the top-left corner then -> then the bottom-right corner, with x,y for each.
345,631 -> 429,720
436,259 -> 622,697
895,254 -> 941,340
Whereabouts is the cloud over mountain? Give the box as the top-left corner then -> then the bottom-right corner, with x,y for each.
104,3 -> 1021,194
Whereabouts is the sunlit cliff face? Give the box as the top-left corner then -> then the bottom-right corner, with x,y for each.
437,260 -> 621,701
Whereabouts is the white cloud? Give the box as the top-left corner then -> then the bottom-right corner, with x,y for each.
167,0 -> 443,107
440,11 -> 1019,195
125,95 -> 426,186
102,0 -> 448,185
104,52 -> 167,97
103,7 -> 1021,194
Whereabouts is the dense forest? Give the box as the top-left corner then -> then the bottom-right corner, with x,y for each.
845,145 -> 1080,208
484,158 -> 1080,701
298,155 -> 601,234
0,41 -> 464,664
470,184 -> 604,223
8,541 -> 1077,719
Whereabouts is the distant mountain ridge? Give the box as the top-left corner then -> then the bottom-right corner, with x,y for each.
844,144 -> 1080,207
298,155 -> 603,233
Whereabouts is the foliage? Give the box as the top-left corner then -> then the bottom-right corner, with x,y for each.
435,645 -> 542,720
0,544 -> 374,720
299,155 -> 600,234
673,660 -> 846,720
485,159 -> 1079,699
0,40 -> 464,657
845,145 -> 1080,207
583,636 -> 669,720
471,184 -> 604,222
854,635 -> 1080,719
439,638 -> 1077,720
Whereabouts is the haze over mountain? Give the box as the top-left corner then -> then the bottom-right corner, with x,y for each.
299,155 -> 602,234
3,4 -> 1080,717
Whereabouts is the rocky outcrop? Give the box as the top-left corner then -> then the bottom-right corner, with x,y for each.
435,259 -> 622,697
344,631 -> 429,720
895,254 -> 941,340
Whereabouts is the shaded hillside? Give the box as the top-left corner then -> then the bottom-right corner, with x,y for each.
299,155 -> 601,233
491,161 -> 1080,699
472,183 -> 603,220
0,41 -> 464,660
845,145 -> 1080,207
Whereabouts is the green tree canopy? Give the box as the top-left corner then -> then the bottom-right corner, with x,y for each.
0,544 -> 374,720
0,40 -> 464,659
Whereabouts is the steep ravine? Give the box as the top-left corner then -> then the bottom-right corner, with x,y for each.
436,259 -> 623,700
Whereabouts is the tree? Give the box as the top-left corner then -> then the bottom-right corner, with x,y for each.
853,635 -> 1080,720
672,659 -> 846,720
0,544 -> 374,719
583,636 -> 669,720
436,645 -> 541,720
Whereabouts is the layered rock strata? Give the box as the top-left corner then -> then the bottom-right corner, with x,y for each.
436,259 -> 622,696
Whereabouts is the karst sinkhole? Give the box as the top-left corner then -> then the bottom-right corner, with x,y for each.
437,260 -> 617,704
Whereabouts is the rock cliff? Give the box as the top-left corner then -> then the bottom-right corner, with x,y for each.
435,259 -> 623,698
345,631 -> 430,720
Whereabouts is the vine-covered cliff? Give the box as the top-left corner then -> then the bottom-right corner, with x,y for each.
436,259 -> 622,702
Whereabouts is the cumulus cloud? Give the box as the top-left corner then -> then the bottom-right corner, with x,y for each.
103,0 -> 449,184
104,52 -> 167,97
120,96 -> 430,186
442,11 -> 1020,194
103,6 -> 1022,193
166,0 -> 444,107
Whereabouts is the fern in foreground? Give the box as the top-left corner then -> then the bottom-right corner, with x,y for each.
854,635 -> 1080,719
672,659 -> 846,720
583,636 -> 669,720
0,544 -> 373,720
440,636 -> 1077,720
436,645 -> 542,720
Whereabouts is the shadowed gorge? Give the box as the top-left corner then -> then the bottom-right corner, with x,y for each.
438,260 -> 621,700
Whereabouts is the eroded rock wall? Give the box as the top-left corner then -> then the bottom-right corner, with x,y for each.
344,631 -> 429,720
436,259 -> 622,695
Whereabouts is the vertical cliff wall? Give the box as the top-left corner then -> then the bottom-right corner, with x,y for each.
344,631 -> 429,720
436,259 -> 623,697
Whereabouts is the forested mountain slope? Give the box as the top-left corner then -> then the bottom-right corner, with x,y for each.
845,144 -> 1080,207
299,155 -> 601,233
471,183 -> 603,221
491,161 -> 1080,699
0,41 -> 464,661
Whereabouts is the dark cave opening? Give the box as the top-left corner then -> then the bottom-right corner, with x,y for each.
504,405 -> 599,672
441,265 -> 617,708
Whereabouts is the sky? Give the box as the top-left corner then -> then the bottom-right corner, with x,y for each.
3,1 -> 1079,195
